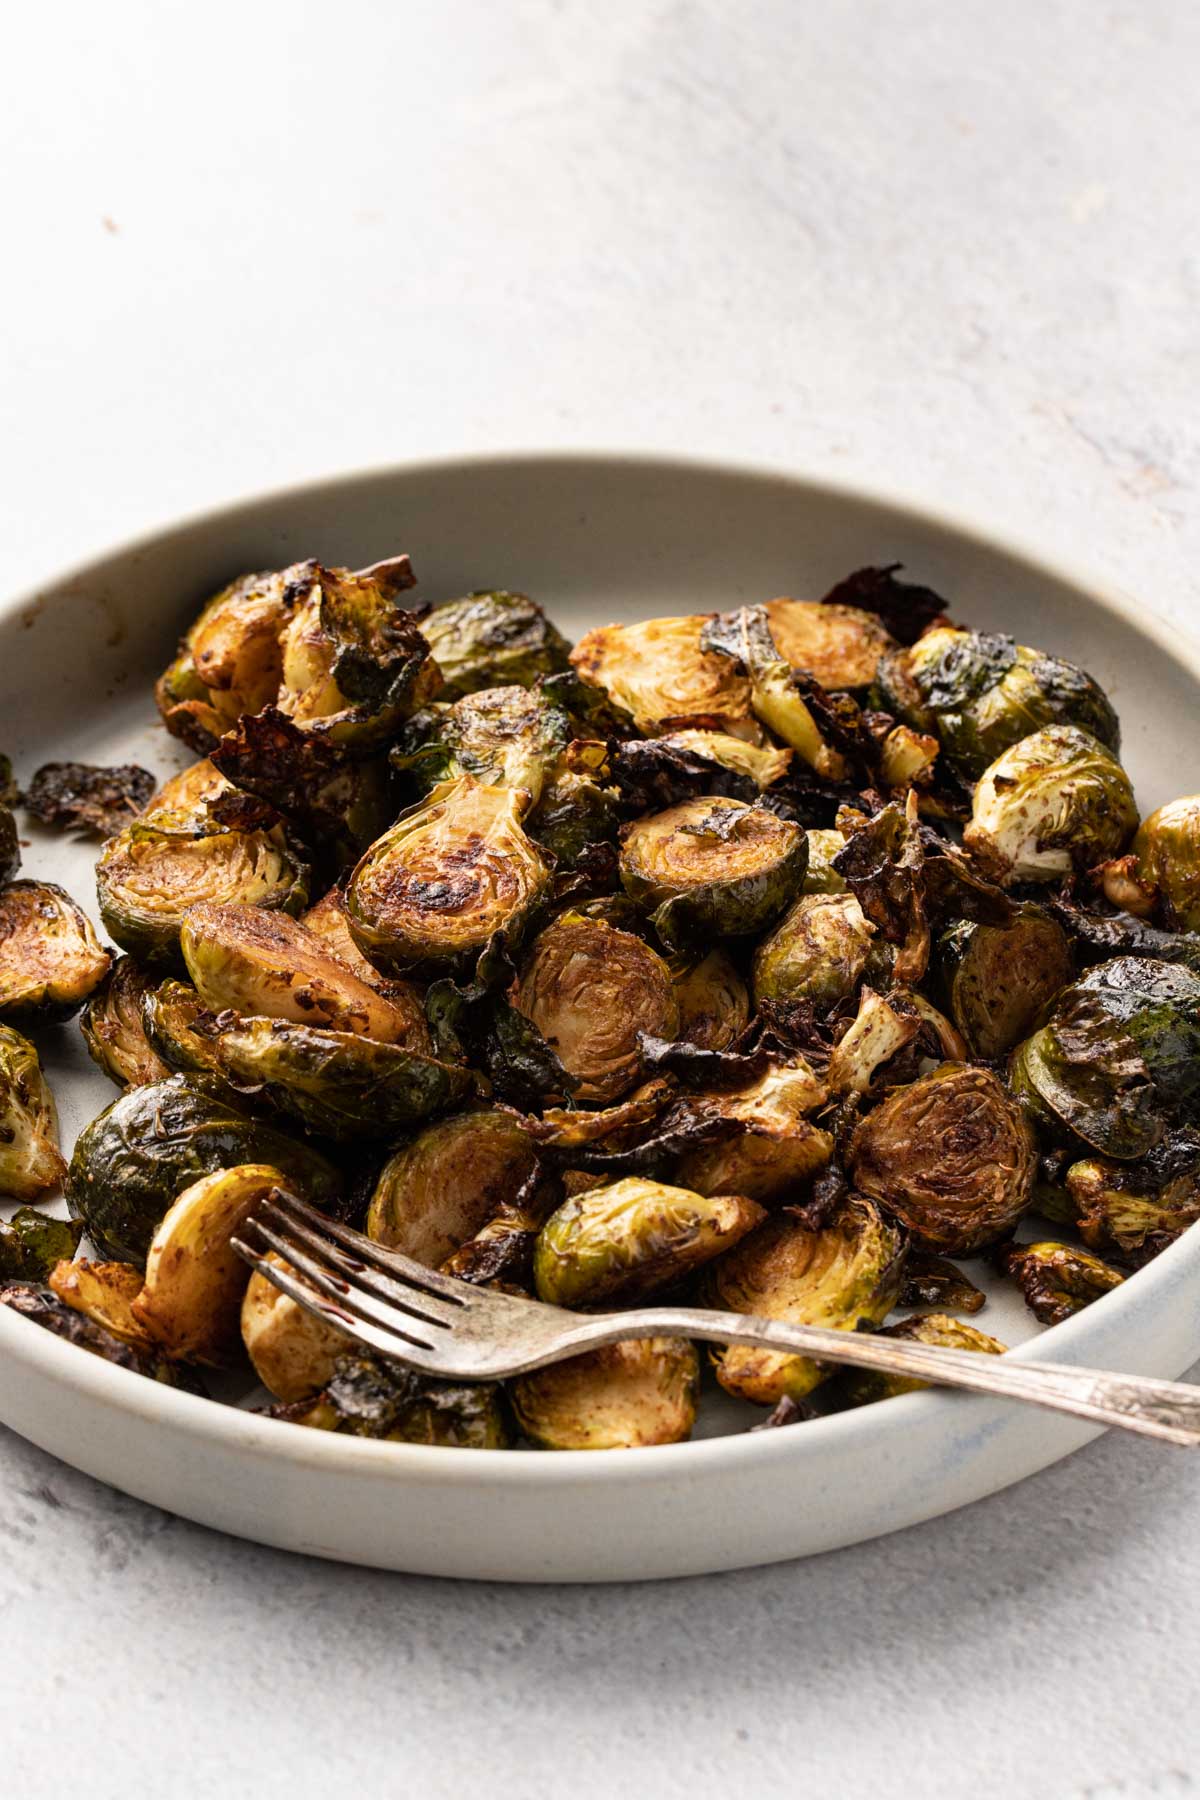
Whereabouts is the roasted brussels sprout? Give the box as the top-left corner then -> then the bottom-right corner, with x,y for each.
675,1058 -> 834,1202
66,1075 -> 342,1262
205,1016 -> 471,1141
0,1283 -> 195,1387
48,1258 -> 151,1346
241,1250 -> 353,1401
802,828 -> 849,895
899,1249 -> 986,1315
512,1337 -> 699,1450
277,1351 -> 510,1447
0,1027 -> 66,1201
533,1177 -> 763,1307
876,627 -> 1120,781
367,1111 -> 538,1266
525,738 -> 620,869
878,724 -> 940,793
832,1313 -> 1007,1406
1131,796 -> 1200,930
156,567 -> 290,752
825,987 -> 921,1096
0,880 -> 111,1025
25,761 -> 156,837
614,730 -> 794,806
764,597 -> 896,690
753,891 -> 886,1009
97,792 -> 309,967
671,948 -> 750,1051
571,614 -> 753,736
394,685 -> 569,806
849,1063 -> 1036,1253
937,906 -> 1074,1058
995,1239 -> 1125,1324
1065,1131 -> 1200,1261
131,1164 -> 289,1363
273,554 -> 439,748
513,914 -> 679,1104
963,726 -> 1138,885
180,902 -> 430,1046
1010,957 -> 1200,1160
0,1207 -> 81,1283
347,775 -> 551,971
209,707 -> 395,866
80,957 -> 171,1088
700,606 -> 851,779
142,978 -> 235,1085
620,796 -> 806,952
710,1199 -> 906,1405
422,590 -> 572,697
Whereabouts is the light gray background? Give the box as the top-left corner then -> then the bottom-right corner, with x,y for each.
4,3 -> 1199,1795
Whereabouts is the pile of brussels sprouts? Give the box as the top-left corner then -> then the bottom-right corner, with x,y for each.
2,555 -> 1199,1451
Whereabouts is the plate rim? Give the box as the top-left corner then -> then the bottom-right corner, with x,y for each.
3,446 -> 1199,1486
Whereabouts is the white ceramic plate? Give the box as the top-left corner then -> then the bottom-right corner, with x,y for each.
1,452 -> 1198,1583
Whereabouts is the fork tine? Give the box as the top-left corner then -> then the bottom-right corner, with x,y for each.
239,1215 -> 454,1349
267,1190 -> 473,1306
231,1239 -> 447,1371
254,1197 -> 464,1328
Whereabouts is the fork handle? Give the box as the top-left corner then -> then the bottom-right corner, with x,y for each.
553,1307 -> 1200,1446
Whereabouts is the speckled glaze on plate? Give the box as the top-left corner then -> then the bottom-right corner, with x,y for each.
1,452 -> 1197,1583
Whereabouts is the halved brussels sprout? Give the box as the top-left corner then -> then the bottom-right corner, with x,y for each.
241,1250 -> 353,1401
671,948 -> 750,1051
802,828 -> 849,895
849,1063 -> 1036,1253
752,891 -> 887,1009
0,1283 -> 194,1388
276,1352 -> 510,1447
97,797 -> 309,968
205,1016 -> 472,1141
274,555 -> 440,748
66,1074 -> 342,1262
764,597 -> 896,690
832,1313 -> 1007,1406
875,627 -> 1120,781
710,1199 -> 906,1405
570,614 -> 752,736
1132,796 -> 1200,930
937,906 -> 1074,1058
422,590 -> 572,697
513,914 -> 679,1104
156,568 -> 290,752
347,775 -> 552,971
0,1207 -> 81,1282
0,881 -> 111,1025
1010,957 -> 1200,1160
367,1111 -> 539,1266
511,1337 -> 699,1450
180,901 -> 429,1045
533,1177 -> 763,1308
80,957 -> 171,1088
48,1258 -> 152,1346
995,1239 -> 1124,1324
620,796 -> 806,952
0,1027 -> 66,1201
962,726 -> 1138,885
675,1059 -> 833,1202
394,685 -> 569,806
141,978 -> 234,1086
131,1164 -> 289,1363
1066,1134 -> 1200,1261
700,607 -> 850,778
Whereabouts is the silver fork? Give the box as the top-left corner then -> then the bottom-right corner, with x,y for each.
232,1189 -> 1200,1446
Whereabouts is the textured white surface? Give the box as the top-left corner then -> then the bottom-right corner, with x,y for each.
3,0 -> 1200,1792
